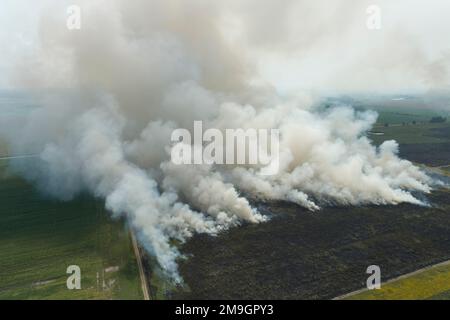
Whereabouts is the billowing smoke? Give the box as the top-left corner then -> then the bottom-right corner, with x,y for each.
1,0 -> 444,280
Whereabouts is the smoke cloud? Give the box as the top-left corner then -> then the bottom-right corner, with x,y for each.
1,0 -> 446,280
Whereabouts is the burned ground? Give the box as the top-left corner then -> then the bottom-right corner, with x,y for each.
173,190 -> 450,299
399,143 -> 450,166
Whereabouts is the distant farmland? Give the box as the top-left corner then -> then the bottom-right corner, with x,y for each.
0,139 -> 8,158
0,158 -> 143,300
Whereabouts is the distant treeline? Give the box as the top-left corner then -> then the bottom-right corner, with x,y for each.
430,116 -> 447,123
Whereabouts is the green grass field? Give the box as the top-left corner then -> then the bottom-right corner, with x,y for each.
370,122 -> 450,145
0,159 -> 143,300
0,140 -> 8,157
354,95 -> 450,126
344,261 -> 450,300
375,110 -> 438,125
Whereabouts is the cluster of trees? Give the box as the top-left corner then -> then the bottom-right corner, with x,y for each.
384,116 -> 447,127
430,116 -> 447,123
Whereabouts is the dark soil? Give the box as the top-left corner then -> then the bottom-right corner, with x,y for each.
173,190 -> 450,299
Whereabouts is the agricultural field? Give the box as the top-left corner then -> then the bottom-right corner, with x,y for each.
370,122 -> 450,145
351,94 -> 450,126
368,120 -> 450,167
0,139 -> 8,158
0,158 -> 143,300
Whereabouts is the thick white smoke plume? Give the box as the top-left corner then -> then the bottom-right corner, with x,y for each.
1,0 -> 442,280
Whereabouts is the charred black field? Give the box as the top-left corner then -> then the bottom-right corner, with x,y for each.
172,189 -> 450,299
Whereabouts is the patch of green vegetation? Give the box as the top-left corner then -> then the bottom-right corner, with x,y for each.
354,97 -> 449,126
375,110 -> 435,125
369,123 -> 450,145
0,139 -> 8,157
0,159 -> 143,300
345,262 -> 450,300
141,250 -> 178,300
428,288 -> 450,299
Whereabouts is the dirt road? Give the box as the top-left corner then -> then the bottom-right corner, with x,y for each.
0,155 -> 38,160
130,230 -> 150,300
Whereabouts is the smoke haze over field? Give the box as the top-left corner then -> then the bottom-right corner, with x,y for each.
1,0 -> 449,280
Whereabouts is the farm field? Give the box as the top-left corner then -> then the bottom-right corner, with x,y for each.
0,158 -> 143,300
350,95 -> 450,125
369,121 -> 450,167
0,139 -> 8,157
370,122 -> 450,145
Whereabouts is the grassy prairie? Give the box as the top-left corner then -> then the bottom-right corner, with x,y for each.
0,159 -> 143,300
345,261 -> 450,300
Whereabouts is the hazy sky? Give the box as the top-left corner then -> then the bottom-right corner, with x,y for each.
0,1 -> 42,88
2,0 -> 450,94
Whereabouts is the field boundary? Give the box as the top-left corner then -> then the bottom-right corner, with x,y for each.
130,230 -> 150,300
0,155 -> 38,160
333,259 -> 450,300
